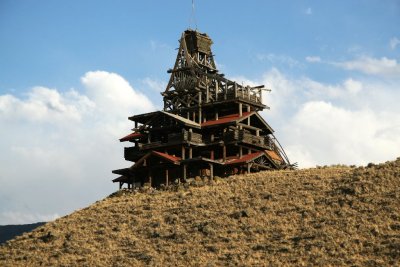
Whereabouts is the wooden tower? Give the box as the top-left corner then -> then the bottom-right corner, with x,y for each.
112,29 -> 292,189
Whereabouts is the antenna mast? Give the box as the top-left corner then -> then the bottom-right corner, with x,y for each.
189,0 -> 197,30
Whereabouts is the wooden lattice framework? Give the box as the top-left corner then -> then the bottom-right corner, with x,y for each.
112,29 -> 292,189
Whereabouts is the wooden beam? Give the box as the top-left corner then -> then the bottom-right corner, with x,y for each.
238,123 -> 262,132
183,164 -> 187,181
209,163 -> 214,180
149,169 -> 152,187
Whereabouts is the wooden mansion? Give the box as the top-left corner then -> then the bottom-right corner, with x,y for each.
112,29 -> 292,189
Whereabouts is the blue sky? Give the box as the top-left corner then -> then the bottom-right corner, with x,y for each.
1,1 -> 400,224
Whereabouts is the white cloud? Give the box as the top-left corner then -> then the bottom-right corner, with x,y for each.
257,53 -> 302,68
253,69 -> 400,168
305,7 -> 312,15
142,77 -> 166,92
305,56 -> 321,63
0,212 -> 59,225
0,87 -> 94,122
0,71 -> 156,224
332,56 -> 400,77
390,37 -> 400,50
287,101 -> 400,166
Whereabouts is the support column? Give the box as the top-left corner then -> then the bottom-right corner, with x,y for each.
223,145 -> 226,161
198,107 -> 202,124
247,163 -> 251,174
209,163 -> 214,180
148,169 -> 152,187
189,147 -> 193,158
165,169 -> 169,186
181,145 -> 185,159
119,182 -> 122,189
239,146 -> 243,158
183,165 -> 187,181
239,103 -> 243,117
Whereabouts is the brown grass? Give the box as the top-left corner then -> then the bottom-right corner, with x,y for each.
1,158 -> 400,266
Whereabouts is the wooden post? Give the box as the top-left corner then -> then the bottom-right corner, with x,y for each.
149,169 -> 152,187
215,82 -> 219,100
198,107 -> 202,124
234,83 -> 237,98
209,163 -> 214,180
247,105 -> 251,112
215,111 -> 219,120
211,150 -> 214,160
223,145 -> 226,161
224,83 -> 227,100
239,103 -> 242,117
119,182 -> 122,189
256,129 -> 260,136
239,146 -> 243,158
165,169 -> 169,186
189,147 -> 193,158
247,163 -> 251,174
181,146 -> 185,159
183,164 -> 187,181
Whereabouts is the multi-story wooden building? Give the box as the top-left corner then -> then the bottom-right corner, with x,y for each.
112,30 -> 292,189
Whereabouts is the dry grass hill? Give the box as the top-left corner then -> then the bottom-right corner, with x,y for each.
1,158 -> 400,266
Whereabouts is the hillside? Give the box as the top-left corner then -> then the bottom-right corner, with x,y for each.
1,159 -> 399,266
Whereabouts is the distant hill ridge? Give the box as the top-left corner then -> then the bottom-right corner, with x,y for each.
1,158 -> 399,266
0,223 -> 45,245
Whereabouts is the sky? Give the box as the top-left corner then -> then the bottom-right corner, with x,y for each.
1,0 -> 399,224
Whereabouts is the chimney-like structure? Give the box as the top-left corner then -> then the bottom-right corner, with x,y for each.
112,30 -> 292,189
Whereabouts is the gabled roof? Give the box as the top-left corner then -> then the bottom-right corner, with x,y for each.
265,150 -> 283,163
225,151 -> 264,165
152,151 -> 181,163
201,112 -> 252,127
160,111 -> 201,128
133,150 -> 181,168
129,110 -> 201,129
119,132 -> 143,142
112,176 -> 128,183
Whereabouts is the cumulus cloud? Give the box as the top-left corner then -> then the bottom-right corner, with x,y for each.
390,37 -> 400,50
254,69 -> 400,167
0,71 -> 156,224
305,56 -> 321,63
257,53 -> 302,68
332,56 -> 400,77
142,77 -> 166,92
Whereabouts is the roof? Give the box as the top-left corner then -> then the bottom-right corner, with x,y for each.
119,132 -> 143,142
128,111 -> 159,123
265,150 -> 283,163
225,151 -> 264,165
112,176 -> 128,183
152,151 -> 181,163
201,112 -> 253,127
160,111 -> 201,128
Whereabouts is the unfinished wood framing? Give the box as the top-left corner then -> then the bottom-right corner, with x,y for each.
112,29 -> 291,189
